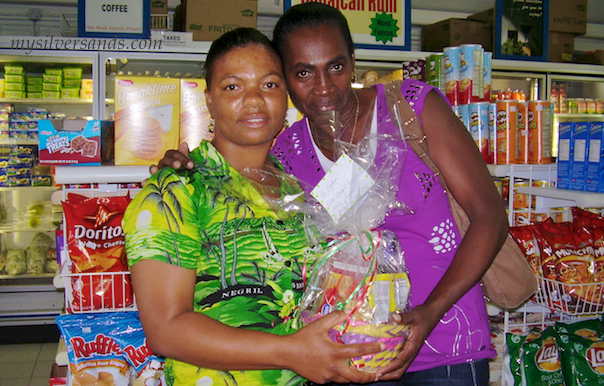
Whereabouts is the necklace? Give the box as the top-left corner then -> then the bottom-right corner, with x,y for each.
350,90 -> 360,143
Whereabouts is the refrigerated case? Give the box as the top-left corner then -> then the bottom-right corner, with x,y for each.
0,50 -> 99,326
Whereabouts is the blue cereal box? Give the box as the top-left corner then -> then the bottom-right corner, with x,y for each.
38,119 -> 114,165
587,122 -> 604,192
557,122 -> 574,190
571,122 -> 589,191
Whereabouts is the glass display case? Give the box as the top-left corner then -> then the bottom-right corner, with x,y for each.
0,50 -> 97,326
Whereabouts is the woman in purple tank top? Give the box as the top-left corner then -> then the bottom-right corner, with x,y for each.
154,4 -> 508,385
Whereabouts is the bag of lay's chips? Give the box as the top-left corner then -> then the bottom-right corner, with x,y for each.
522,325 -> 566,386
556,319 -> 604,386
56,312 -> 131,386
112,311 -> 166,386
505,328 -> 543,386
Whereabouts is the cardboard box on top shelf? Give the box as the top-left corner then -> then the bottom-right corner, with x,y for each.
177,0 -> 257,42
575,51 -> 604,65
549,0 -> 587,34
421,18 -> 493,53
548,32 -> 575,62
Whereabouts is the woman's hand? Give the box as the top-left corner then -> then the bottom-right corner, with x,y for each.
373,306 -> 440,381
149,142 -> 194,175
285,311 -> 384,384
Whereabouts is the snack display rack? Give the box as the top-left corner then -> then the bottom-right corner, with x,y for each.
52,165 -> 148,314
490,163 -> 604,385
52,165 -> 148,368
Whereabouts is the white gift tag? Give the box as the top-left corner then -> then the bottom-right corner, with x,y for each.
311,154 -> 375,222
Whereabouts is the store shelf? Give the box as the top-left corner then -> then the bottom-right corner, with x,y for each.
555,113 -> 604,120
0,98 -> 92,104
55,165 -> 150,185
0,139 -> 39,146
0,186 -> 58,192
487,164 -> 558,181
516,186 -> 604,208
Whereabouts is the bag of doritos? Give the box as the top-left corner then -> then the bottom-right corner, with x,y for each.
62,193 -> 133,312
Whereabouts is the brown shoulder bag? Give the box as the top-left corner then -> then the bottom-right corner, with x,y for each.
384,81 -> 537,310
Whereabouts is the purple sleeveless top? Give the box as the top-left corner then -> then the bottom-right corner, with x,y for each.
271,79 -> 495,372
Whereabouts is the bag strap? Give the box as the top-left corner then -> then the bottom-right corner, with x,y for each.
384,81 -> 448,190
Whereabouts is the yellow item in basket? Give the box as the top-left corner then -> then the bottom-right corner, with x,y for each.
331,321 -> 409,372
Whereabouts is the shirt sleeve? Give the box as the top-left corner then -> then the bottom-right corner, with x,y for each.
123,168 -> 201,270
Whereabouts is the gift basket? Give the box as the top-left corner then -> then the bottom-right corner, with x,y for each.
286,110 -> 413,372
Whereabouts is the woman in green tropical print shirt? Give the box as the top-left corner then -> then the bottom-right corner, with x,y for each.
123,28 -> 384,386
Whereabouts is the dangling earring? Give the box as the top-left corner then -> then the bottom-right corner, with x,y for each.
208,117 -> 215,133
283,117 -> 289,130
351,72 -> 357,83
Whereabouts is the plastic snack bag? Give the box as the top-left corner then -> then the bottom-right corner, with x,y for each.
56,312 -> 132,386
112,312 -> 166,386
62,193 -> 134,312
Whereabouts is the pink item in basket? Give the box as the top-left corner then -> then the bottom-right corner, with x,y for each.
62,193 -> 134,312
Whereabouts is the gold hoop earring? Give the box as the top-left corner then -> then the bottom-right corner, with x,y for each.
208,117 -> 215,133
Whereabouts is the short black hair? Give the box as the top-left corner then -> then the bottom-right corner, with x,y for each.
205,28 -> 281,90
273,3 -> 354,59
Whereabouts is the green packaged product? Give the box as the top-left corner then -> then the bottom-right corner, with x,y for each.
5,91 -> 24,99
42,73 -> 61,84
5,74 -> 24,83
26,76 -> 43,85
42,91 -> 60,99
5,82 -> 24,91
4,65 -> 23,75
60,88 -> 80,98
62,67 -> 82,79
63,79 -> 81,88
27,92 -> 43,99
44,68 -> 62,76
556,320 -> 604,386
522,326 -> 566,386
507,329 -> 542,386
27,84 -> 42,92
42,83 -> 60,92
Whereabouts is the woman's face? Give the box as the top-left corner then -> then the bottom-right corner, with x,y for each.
206,44 -> 287,148
281,24 -> 354,128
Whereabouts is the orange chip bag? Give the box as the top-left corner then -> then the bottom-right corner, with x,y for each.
62,193 -> 134,311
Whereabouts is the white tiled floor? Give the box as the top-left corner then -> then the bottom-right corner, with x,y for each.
0,342 -> 57,386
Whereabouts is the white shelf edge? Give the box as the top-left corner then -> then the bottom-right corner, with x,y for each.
0,98 -> 92,104
55,165 -> 150,184
516,186 -> 604,208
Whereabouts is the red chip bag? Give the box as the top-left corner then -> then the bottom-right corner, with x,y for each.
510,225 -> 542,276
534,218 -> 596,310
62,193 -> 134,312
